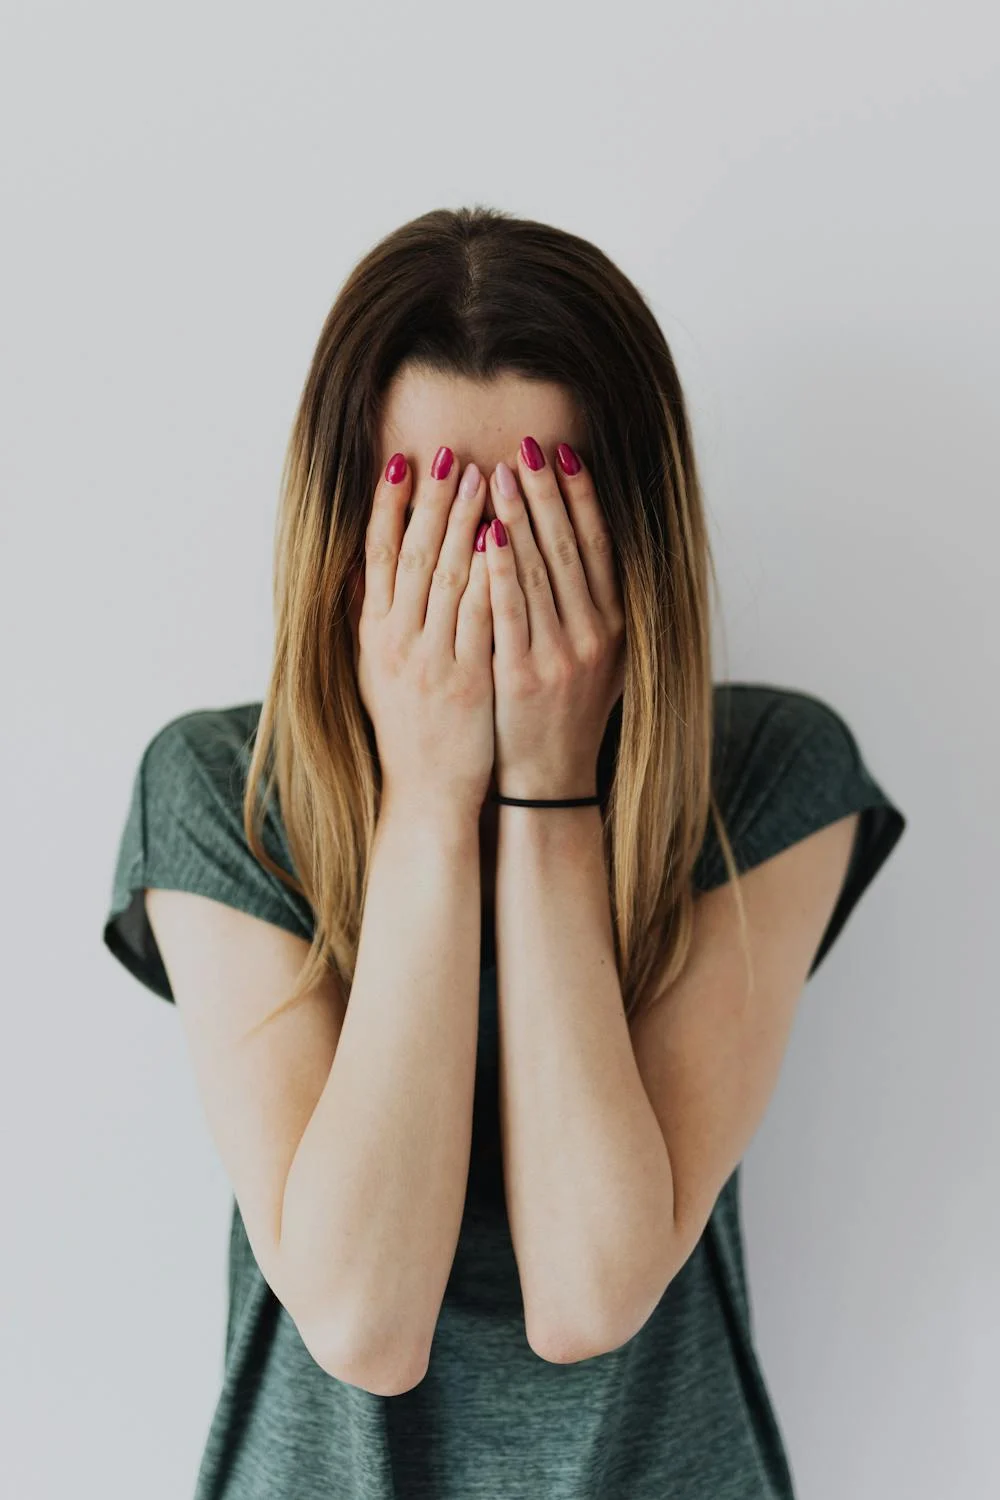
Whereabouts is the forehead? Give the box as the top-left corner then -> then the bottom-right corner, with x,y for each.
378,365 -> 587,473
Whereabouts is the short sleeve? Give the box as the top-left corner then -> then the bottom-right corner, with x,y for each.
694,684 -> 907,980
102,706 -> 315,1004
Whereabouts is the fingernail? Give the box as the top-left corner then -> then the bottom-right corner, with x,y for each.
475,521 -> 489,552
431,445 -> 454,480
385,453 -> 407,484
520,435 -> 545,471
459,461 -> 481,500
495,461 -> 518,501
556,442 -> 580,476
491,518 -> 508,548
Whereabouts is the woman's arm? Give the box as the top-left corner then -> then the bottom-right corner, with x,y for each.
493,802 -> 674,1361
146,792 -> 482,1397
279,793 -> 482,1388
494,802 -> 859,1365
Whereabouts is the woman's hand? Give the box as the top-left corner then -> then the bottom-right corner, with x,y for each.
482,438 -> 626,801
357,446 -> 495,822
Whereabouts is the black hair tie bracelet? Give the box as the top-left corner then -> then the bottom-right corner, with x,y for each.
487,793 -> 601,807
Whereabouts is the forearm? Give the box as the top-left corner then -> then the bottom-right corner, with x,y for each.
280,794 -> 481,1383
495,804 -> 673,1359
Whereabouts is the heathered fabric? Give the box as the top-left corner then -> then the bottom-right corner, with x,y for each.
103,682 -> 907,1500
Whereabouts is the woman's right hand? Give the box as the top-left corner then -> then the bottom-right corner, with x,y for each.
357,447 -> 495,822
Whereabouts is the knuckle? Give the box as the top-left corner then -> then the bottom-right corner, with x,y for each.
365,534 -> 395,567
509,664 -> 536,698
496,595 -> 523,625
542,651 -> 575,688
520,558 -> 550,595
431,560 -> 464,595
382,634 -> 409,677
576,632 -> 603,668
586,526 -> 615,561
398,539 -> 430,573
552,530 -> 580,569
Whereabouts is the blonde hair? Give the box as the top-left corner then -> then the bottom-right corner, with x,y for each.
243,205 -> 751,1036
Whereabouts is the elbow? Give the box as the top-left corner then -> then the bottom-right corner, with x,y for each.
278,1266 -> 433,1395
524,1204 -> 682,1365
331,1348 -> 431,1398
525,1297 -> 632,1365
528,1308 -> 658,1366
526,1272 -> 675,1365
528,1317 -> 636,1366
296,1311 -> 430,1396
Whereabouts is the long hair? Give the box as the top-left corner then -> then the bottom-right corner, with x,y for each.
242,205 -> 750,1036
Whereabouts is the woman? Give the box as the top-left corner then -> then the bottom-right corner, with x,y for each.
103,205 -> 907,1499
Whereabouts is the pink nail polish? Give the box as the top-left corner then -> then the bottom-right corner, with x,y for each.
431,445 -> 454,480
556,443 -> 580,476
475,521 -> 489,552
520,435 -> 544,471
385,452 -> 407,484
494,461 -> 518,501
491,518 -> 508,548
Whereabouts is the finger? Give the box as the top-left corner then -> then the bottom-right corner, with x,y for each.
392,445 -> 461,634
490,461 -> 560,652
515,436 -> 596,636
455,521 -> 494,666
363,452 -> 412,618
425,461 -> 486,654
484,515 -> 530,669
551,441 -> 622,621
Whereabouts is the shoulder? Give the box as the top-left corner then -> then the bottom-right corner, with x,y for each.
696,680 -> 906,906
709,681 -> 865,810
104,701 -> 311,1003
712,680 -> 857,764
137,701 -> 266,820
137,699 -> 293,875
142,701 -> 265,777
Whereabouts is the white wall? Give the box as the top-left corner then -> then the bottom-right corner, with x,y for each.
2,2 -> 995,1495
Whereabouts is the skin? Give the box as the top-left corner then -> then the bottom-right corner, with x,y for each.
345,365 -> 608,906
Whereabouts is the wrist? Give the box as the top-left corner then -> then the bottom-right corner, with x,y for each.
378,786 -> 483,843
490,792 -> 599,808
491,772 -> 598,803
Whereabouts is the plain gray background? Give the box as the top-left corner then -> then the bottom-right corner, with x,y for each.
2,2 -> 996,1496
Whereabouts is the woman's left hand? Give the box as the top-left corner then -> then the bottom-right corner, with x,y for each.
483,437 -> 626,801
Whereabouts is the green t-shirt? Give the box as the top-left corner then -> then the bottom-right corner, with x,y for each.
103,682 -> 907,1500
